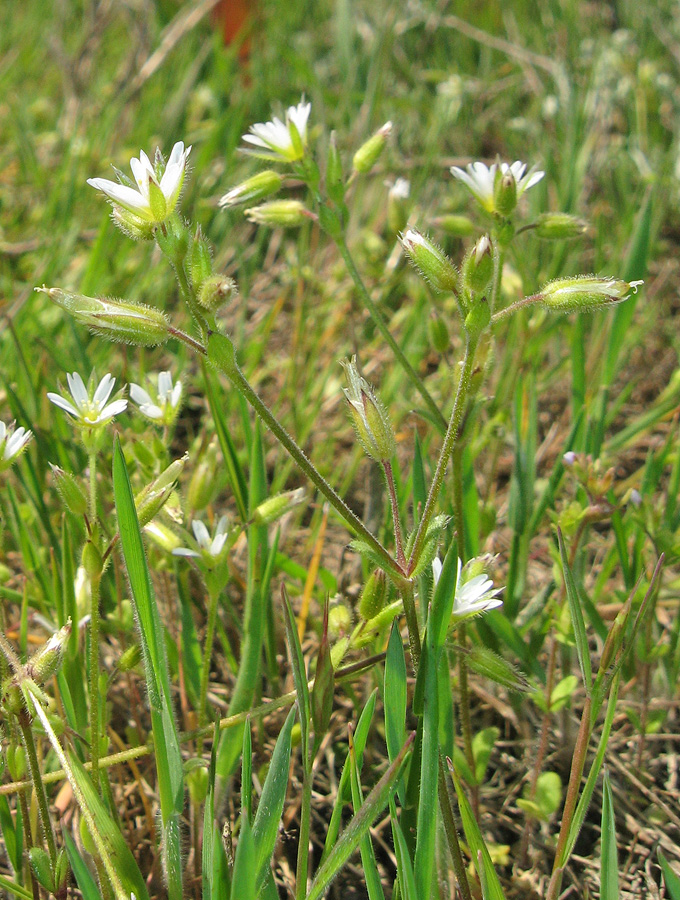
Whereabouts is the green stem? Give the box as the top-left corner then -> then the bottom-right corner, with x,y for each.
88,449 -> 97,524
407,337 -> 478,576
489,240 -> 505,315
401,580 -> 421,668
296,765 -> 313,900
334,235 -> 447,433
490,293 -> 542,326
438,754 -> 473,900
89,574 -> 102,791
383,459 -> 406,569
198,586 -> 220,728
211,342 -> 404,581
18,713 -> 58,870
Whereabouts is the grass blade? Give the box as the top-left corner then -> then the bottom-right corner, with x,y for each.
600,769 -> 618,900
558,528 -> 592,692
658,850 -> 680,900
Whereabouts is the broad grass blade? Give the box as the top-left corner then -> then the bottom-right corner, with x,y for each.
658,850 -> 680,900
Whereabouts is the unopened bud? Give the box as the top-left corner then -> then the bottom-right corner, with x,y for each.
251,488 -> 306,526
462,234 -> 493,294
81,540 -> 103,581
326,132 -> 345,205
51,465 -> 87,516
400,229 -> 458,293
111,207 -> 155,241
187,442 -> 219,512
144,520 -> 182,553
188,226 -> 213,290
353,122 -> 392,174
428,312 -> 450,354
187,765 -> 209,804
535,212 -> 587,240
328,603 -> 352,639
198,275 -> 237,312
135,455 -> 187,527
387,178 -> 410,235
118,644 -> 142,672
38,288 -> 170,347
434,214 -> 476,237
342,358 -> 395,462
493,170 -> 517,216
245,200 -> 311,227
358,569 -> 387,621
28,620 -> 71,685
219,170 -> 283,208
539,276 -> 643,313
6,744 -> 26,780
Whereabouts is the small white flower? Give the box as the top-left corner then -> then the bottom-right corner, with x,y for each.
130,371 -> 182,425
87,142 -> 191,224
173,516 -> 230,566
242,98 -> 311,162
432,557 -> 503,621
47,372 -> 128,428
389,177 -> 411,200
0,420 -> 32,470
450,160 -> 544,212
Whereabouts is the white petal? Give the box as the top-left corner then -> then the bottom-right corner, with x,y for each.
6,427 -> 31,458
130,156 -> 151,195
97,398 -> 128,422
93,374 -> 116,408
158,371 -> 173,397
48,392 -> 80,417
130,383 -> 153,407
432,557 -> 443,585
170,381 -> 182,408
192,520 -> 211,548
67,372 -> 88,407
87,179 -> 152,217
0,421 -> 6,443
172,547 -> 200,558
210,533 -> 228,557
215,515 -> 230,537
139,403 -> 164,420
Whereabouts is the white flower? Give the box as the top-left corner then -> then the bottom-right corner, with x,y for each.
130,371 -> 182,425
0,420 -> 32,470
173,516 -> 230,566
242,98 -> 311,162
432,557 -> 503,621
389,177 -> 411,200
450,160 -> 544,213
87,142 -> 191,224
47,372 -> 128,428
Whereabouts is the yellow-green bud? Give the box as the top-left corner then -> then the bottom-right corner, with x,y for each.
434,214 -> 476,237
135,455 -> 187,527
187,442 -> 219,512
535,212 -> 587,240
387,178 -> 410,235
28,620 -> 71,686
341,357 -> 396,462
111,207 -> 155,241
358,568 -> 387,621
81,540 -> 103,581
187,765 -> 209,804
2,678 -> 23,716
352,121 -> 392,174
493,170 -> 517,216
50,464 -> 88,516
539,276 -> 643,313
188,226 -> 213,289
328,603 -> 352,639
245,200 -> 311,228
198,275 -> 237,312
428,312 -> 450,354
251,488 -> 306,526
400,229 -> 458,293
144,521 -> 182,553
38,288 -> 170,347
118,643 -> 143,672
6,744 -> 26,780
462,234 -> 493,294
219,170 -> 283,208
0,564 -> 11,584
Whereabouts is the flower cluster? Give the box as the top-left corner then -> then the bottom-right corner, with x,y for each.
0,420 -> 32,472
432,556 -> 503,622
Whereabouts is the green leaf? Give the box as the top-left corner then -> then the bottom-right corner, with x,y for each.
63,830 -> 100,900
600,770 -> 619,900
472,727 -> 499,785
558,529 -> 592,691
658,850 -> 680,900
203,361 -> 248,522
281,584 -> 310,763
230,814 -> 257,900
348,734 -> 386,900
389,798 -> 417,900
384,621 -> 407,803
113,438 -> 184,900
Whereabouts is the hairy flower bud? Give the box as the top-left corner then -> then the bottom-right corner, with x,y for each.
353,122 -> 392,174
434,214 -> 476,237
188,226 -> 213,290
135,455 -> 187,527
387,178 -> 410,235
198,275 -> 237,312
428,312 -> 450,354
341,358 -> 395,462
493,169 -> 517,216
462,234 -> 493,294
219,170 -> 283,208
399,229 -> 458,293
27,621 -> 71,686
245,200 -> 312,227
251,488 -> 306,526
539,276 -> 643,313
535,212 -> 587,240
358,569 -> 387,621
50,464 -> 88,516
38,288 -> 170,346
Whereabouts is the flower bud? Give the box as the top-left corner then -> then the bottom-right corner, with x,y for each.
2,679 -> 23,716
6,743 -> 26,780
144,520 -> 182,553
135,455 -> 187,527
82,539 -> 103,582
38,288 -> 170,347
28,621 -> 71,686
187,765 -> 209,805
245,200 -> 312,227
493,169 -> 517,216
535,212 -> 587,240
328,603 -> 352,639
400,229 -> 458,293
352,122 -> 392,174
188,226 -> 213,290
464,296 -> 491,338
118,643 -> 142,672
341,358 -> 395,462
434,214 -> 476,237
111,207 -> 155,241
358,568 -> 387,621
461,234 -> 493,294
428,312 -> 450,354
387,178 -> 410,235
219,170 -> 283,208
539,276 -> 643,313
187,442 -> 219,512
251,488 -> 306,526
50,464 -> 88,516
198,275 -> 237,313
326,132 -> 345,205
